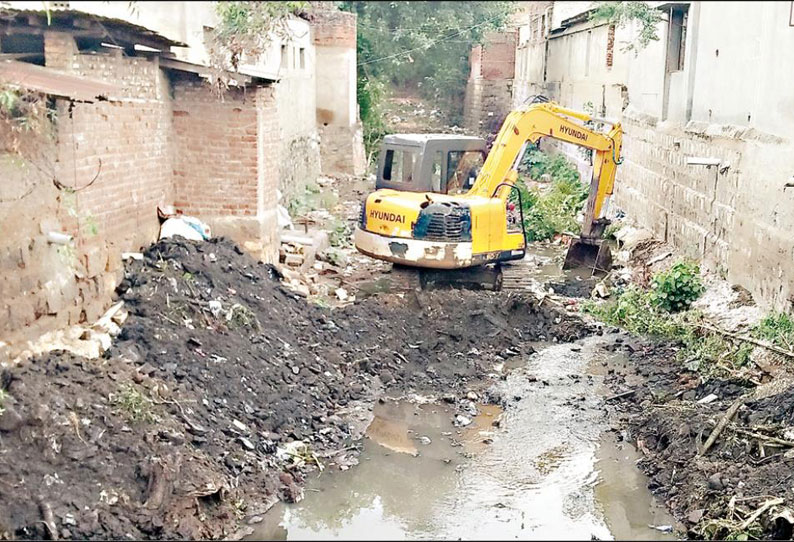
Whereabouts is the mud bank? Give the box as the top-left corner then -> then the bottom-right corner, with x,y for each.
603,335 -> 794,539
0,238 -> 589,540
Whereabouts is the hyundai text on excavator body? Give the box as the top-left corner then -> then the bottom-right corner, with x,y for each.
354,101 -> 623,288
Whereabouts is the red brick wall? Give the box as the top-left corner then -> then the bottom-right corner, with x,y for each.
311,10 -> 356,48
480,32 -> 517,80
172,80 -> 259,218
464,31 -> 517,134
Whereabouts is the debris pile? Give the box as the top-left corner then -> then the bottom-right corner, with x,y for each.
0,236 -> 588,540
604,337 -> 794,540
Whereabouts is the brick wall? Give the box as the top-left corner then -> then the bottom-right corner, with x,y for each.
311,10 -> 356,48
464,32 -> 517,134
0,31 -> 173,350
172,80 -> 258,217
172,79 -> 280,263
1,31 -> 282,353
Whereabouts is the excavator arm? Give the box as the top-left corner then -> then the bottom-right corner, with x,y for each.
468,102 -> 623,239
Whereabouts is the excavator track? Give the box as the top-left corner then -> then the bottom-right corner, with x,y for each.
386,264 -> 505,292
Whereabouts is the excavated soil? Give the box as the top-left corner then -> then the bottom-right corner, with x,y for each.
602,336 -> 794,539
0,237 -> 590,540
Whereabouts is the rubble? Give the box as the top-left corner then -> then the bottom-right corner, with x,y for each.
0,236 -> 589,540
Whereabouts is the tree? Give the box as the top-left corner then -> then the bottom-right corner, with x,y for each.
340,1 -> 515,157
589,1 -> 663,53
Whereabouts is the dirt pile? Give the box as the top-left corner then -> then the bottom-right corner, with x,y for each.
603,337 -> 794,539
0,237 -> 589,540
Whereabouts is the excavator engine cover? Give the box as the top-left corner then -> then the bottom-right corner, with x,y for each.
563,238 -> 612,273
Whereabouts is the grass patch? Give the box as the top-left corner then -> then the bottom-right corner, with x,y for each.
513,149 -> 588,241
752,312 -> 794,351
583,287 -> 752,376
581,261 -> 758,376
114,384 -> 157,424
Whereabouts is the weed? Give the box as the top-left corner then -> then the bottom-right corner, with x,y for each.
649,260 -> 704,312
752,312 -> 794,351
226,303 -> 261,331
327,217 -> 352,248
603,221 -> 621,240
231,498 -> 248,520
583,286 -> 752,377
113,384 -> 157,423
513,149 -> 588,241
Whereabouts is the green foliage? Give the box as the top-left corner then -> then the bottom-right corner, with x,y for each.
583,284 -> 752,376
513,149 -> 588,241
341,1 -> 516,130
226,303 -> 260,331
357,74 -> 388,162
209,1 -> 308,78
0,389 -> 6,416
114,384 -> 157,423
752,312 -> 794,350
590,1 -> 663,53
649,260 -> 704,312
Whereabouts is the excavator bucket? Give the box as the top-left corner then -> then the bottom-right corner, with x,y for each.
563,238 -> 612,273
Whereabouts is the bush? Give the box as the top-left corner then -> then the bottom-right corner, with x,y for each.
649,261 -> 704,312
512,149 -> 588,241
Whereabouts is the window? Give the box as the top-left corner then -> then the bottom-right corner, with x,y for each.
446,151 -> 484,195
281,44 -> 288,69
383,149 -> 417,184
299,47 -> 306,70
666,6 -> 688,72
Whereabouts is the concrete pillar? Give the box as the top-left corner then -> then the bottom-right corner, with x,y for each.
312,10 -> 366,176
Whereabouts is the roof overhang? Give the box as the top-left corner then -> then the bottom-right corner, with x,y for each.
0,8 -> 186,51
0,59 -> 121,101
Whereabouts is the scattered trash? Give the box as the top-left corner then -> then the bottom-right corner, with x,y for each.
159,215 -> 211,241
697,393 -> 719,404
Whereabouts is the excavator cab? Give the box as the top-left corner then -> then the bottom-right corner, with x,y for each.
376,134 -> 487,195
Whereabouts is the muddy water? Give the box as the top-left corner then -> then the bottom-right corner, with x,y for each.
248,339 -> 679,540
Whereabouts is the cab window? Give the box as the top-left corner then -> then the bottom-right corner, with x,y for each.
383,149 -> 417,184
446,151 -> 485,194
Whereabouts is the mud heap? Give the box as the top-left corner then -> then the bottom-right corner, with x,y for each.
0,237 -> 588,540
605,339 -> 794,540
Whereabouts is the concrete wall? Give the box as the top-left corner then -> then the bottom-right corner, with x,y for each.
615,1 -> 794,309
510,0 -> 794,309
273,19 -> 321,195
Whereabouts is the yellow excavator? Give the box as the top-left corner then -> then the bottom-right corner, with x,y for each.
354,100 -> 623,290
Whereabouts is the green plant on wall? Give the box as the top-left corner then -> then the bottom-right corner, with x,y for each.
590,1 -> 663,53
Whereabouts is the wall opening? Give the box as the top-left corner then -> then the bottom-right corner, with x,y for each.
666,5 -> 688,74
299,47 -> 305,70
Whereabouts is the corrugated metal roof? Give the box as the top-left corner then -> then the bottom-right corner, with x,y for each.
0,7 -> 186,49
0,60 -> 121,101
